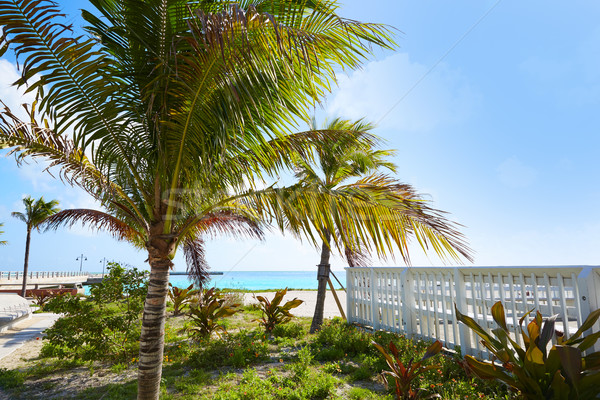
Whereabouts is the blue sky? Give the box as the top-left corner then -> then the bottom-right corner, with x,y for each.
1,0 -> 599,273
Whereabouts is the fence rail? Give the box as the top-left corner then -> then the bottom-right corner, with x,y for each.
0,271 -> 89,280
346,266 -> 600,357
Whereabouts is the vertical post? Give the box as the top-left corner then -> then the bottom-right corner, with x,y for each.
401,268 -> 416,337
454,268 -> 472,356
370,268 -> 379,330
346,268 -> 353,323
578,267 -> 600,351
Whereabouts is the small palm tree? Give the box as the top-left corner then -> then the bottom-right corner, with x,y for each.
12,196 -> 60,297
0,222 -> 7,245
292,119 -> 472,332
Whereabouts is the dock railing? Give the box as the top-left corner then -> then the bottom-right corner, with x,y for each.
346,266 -> 600,358
0,271 -> 89,280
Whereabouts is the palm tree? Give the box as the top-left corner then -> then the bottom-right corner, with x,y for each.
0,223 -> 7,245
11,196 -> 60,297
0,1 -> 467,398
292,119 -> 472,332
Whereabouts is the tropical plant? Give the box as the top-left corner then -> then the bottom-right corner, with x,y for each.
186,287 -> 240,339
254,288 -> 303,333
31,289 -> 65,309
372,339 -> 443,400
292,118 -> 473,332
0,222 -> 7,245
168,283 -> 197,316
11,196 -> 59,297
0,0 -> 472,397
455,301 -> 600,400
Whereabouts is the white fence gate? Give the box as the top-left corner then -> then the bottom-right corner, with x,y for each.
346,266 -> 600,357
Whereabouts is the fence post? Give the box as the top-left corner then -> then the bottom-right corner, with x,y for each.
578,267 -> 600,350
370,268 -> 379,330
346,268 -> 353,323
400,268 -> 416,337
454,268 -> 472,356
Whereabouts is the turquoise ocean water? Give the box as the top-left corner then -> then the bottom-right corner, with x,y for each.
169,270 -> 346,291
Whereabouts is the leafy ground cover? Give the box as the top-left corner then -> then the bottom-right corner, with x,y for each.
0,307 -> 514,400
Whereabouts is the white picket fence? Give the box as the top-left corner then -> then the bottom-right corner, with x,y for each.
346,266 -> 600,357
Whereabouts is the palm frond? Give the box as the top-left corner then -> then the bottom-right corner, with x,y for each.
344,245 -> 371,268
0,222 -> 7,245
43,209 -> 144,246
183,238 -> 210,287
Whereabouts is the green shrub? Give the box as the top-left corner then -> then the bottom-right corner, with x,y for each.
456,301 -> 600,400
186,287 -> 240,339
290,346 -> 314,381
272,322 -> 306,339
311,318 -> 371,360
42,263 -> 147,363
254,288 -> 303,333
0,368 -> 25,389
190,330 -> 269,369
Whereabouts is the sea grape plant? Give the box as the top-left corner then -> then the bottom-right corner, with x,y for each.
42,263 -> 147,362
455,301 -> 600,400
372,339 -> 443,400
186,288 -> 240,339
254,288 -> 303,333
168,283 -> 198,316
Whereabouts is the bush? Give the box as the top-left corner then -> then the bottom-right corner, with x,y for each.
42,262 -> 147,362
0,368 -> 25,389
456,301 -> 600,400
254,288 -> 303,333
311,318 -> 371,360
272,322 -> 306,339
186,287 -> 240,339
373,339 -> 442,400
190,330 -> 269,369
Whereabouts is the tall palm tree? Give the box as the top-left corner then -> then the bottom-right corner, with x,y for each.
0,223 -> 7,245
11,196 -> 60,297
0,1 -> 468,398
292,119 -> 472,332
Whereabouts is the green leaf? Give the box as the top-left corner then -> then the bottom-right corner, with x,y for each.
583,352 -> 600,370
556,345 -> 581,386
464,355 -> 515,385
421,340 -> 442,361
577,331 -> 600,352
568,309 -> 600,342
455,304 -> 496,344
550,369 -> 572,400
491,301 -> 509,331
525,343 -> 545,365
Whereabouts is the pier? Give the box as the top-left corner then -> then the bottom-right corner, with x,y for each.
0,271 -> 89,289
0,270 -> 225,288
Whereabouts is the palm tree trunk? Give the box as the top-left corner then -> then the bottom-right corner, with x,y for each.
310,230 -> 331,333
138,236 -> 173,400
21,227 -> 31,297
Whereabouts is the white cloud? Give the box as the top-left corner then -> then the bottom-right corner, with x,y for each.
327,53 -> 479,133
496,156 -> 537,188
0,59 -> 37,120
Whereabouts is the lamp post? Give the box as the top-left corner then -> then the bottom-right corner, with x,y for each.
99,257 -> 109,277
76,254 -> 87,273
